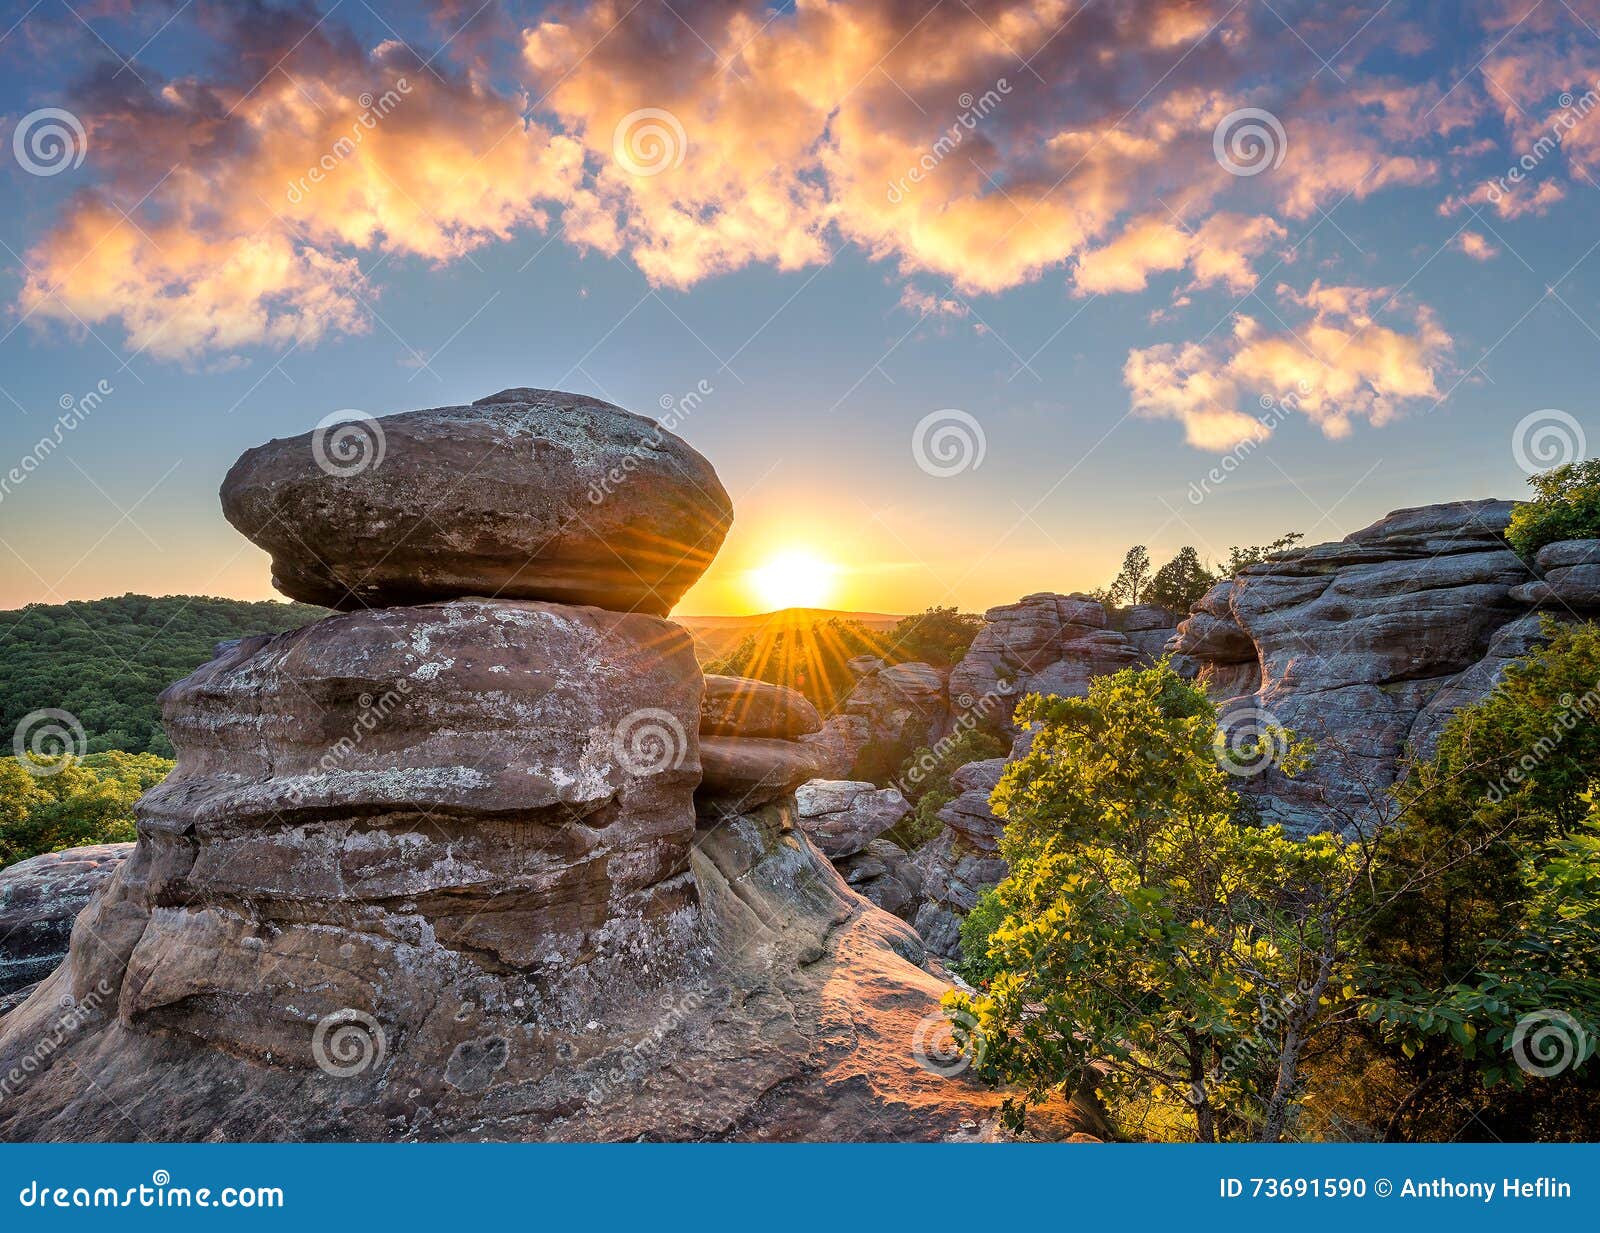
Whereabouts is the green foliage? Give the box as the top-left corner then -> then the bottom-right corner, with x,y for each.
949,663 -> 1342,1141
890,725 -> 1007,851
1221,533 -> 1305,576
884,606 -> 984,667
1351,620 -> 1600,1135
1096,545 -> 1152,607
0,594 -> 326,756
0,750 -> 172,868
1146,546 -> 1213,613
1505,460 -> 1600,559
955,885 -> 1008,986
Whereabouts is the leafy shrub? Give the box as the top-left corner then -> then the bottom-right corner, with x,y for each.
0,750 -> 172,868
1506,460 -> 1600,559
1145,546 -> 1212,612
889,726 -> 1007,851
884,606 -> 983,667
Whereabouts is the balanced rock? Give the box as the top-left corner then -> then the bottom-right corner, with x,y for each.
794,779 -> 910,858
0,844 -> 130,998
221,388 -> 732,616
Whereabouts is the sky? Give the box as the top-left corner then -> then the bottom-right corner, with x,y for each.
0,0 -> 1597,617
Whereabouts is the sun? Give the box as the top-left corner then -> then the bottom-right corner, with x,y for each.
748,548 -> 838,612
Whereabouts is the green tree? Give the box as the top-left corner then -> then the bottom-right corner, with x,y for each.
890,725 -> 1008,850
1146,547 -> 1216,613
1221,533 -> 1304,576
884,606 -> 983,667
1506,460 -> 1600,559
948,663 -> 1374,1142
706,616 -> 882,711
0,750 -> 172,868
1098,545 -> 1153,607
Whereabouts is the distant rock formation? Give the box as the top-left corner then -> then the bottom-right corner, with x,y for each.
1167,501 -> 1579,834
795,780 -> 910,858
0,388 -> 1077,1142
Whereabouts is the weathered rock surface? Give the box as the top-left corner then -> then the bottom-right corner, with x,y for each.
221,388 -> 732,616
0,845 -> 130,997
699,675 -> 821,739
1168,500 -> 1539,833
835,839 -> 923,920
949,593 -> 1164,730
696,737 -> 824,814
0,801 -> 1099,1141
1510,539 -> 1600,610
911,758 -> 1010,959
828,659 -> 950,780
794,780 -> 910,858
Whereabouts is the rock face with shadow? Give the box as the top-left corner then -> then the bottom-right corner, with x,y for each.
0,388 -> 1089,1143
1166,500 -> 1554,834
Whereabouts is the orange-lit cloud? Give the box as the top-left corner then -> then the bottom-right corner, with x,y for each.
2,0 -> 1580,449
1125,282 -> 1452,448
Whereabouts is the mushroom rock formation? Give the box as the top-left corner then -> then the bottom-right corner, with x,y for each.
0,388 -> 1072,1142
220,388 -> 732,616
0,844 -> 130,1002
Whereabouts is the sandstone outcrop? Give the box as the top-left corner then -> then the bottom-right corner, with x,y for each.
835,839 -> 922,920
0,844 -> 130,1000
949,593 -> 1167,730
221,388 -> 732,616
1510,539 -> 1600,611
1168,500 -> 1540,833
794,780 -> 910,858
912,758 -> 1010,959
0,388 -> 1070,1142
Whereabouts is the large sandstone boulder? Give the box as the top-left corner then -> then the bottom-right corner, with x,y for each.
221,388 -> 732,616
0,844 -> 130,999
1168,500 -> 1538,834
794,780 -> 910,858
696,737 -> 823,814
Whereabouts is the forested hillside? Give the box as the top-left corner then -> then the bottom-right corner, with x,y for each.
0,595 -> 327,756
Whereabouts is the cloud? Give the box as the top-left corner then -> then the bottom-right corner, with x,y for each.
1455,230 -> 1500,261
1125,282 -> 1452,448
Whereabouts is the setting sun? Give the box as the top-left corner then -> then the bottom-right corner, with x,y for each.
747,549 -> 838,612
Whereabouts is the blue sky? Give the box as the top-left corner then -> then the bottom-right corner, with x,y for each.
1,0 -> 1597,615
